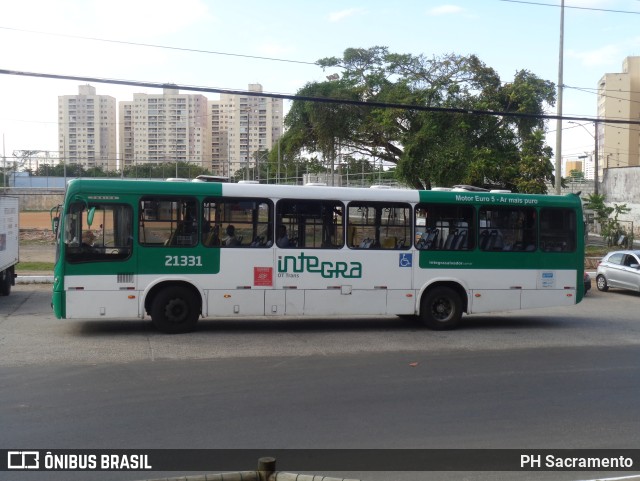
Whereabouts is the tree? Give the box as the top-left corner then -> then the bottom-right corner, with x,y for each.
583,193 -> 632,247
280,47 -> 556,192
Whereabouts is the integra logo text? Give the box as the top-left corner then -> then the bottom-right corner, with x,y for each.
278,252 -> 362,279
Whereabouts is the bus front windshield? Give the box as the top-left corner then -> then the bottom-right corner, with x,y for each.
63,202 -> 133,263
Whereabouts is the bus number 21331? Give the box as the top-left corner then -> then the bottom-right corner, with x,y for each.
165,255 -> 203,267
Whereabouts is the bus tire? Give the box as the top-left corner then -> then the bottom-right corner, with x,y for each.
150,286 -> 200,334
419,286 -> 462,330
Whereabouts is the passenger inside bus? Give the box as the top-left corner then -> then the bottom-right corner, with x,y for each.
223,225 -> 240,246
276,225 -> 290,247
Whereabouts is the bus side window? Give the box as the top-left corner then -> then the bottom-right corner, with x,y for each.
347,202 -> 410,250
202,198 -> 273,248
415,203 -> 474,251
479,206 -> 537,252
139,197 -> 197,247
276,199 -> 344,249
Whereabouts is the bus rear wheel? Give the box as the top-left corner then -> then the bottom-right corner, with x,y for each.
419,286 -> 462,330
151,286 -> 200,334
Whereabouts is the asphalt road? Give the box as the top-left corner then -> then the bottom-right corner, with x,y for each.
1,284 -> 640,481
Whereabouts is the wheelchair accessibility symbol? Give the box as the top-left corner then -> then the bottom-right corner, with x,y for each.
399,253 -> 412,267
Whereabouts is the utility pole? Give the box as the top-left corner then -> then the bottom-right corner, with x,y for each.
594,119 -> 599,195
555,0 -> 565,195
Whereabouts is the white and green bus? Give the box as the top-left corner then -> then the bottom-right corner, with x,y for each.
51,179 -> 585,333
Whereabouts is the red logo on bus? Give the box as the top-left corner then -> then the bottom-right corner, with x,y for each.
254,267 -> 273,287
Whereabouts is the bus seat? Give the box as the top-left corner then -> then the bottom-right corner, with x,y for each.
443,230 -> 457,249
359,238 -> 374,248
486,230 -> 503,250
479,230 -> 490,250
452,230 -> 467,250
426,229 -> 439,249
382,237 -> 397,249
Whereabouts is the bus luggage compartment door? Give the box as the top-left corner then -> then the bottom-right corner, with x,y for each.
470,289 -> 521,313
208,290 -> 265,316
303,288 -> 387,316
66,290 -> 141,319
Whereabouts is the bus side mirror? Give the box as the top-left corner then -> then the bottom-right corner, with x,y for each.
51,217 -> 59,234
87,207 -> 96,227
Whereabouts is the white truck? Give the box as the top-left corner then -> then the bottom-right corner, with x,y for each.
0,196 -> 19,296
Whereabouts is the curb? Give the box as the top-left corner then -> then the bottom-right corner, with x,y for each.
17,275 -> 54,284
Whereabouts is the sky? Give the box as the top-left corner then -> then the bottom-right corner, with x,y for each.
1,0 -> 640,166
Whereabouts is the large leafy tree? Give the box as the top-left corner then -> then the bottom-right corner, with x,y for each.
279,47 -> 556,192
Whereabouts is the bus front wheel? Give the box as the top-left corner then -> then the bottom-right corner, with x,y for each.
151,286 -> 200,334
419,286 -> 462,330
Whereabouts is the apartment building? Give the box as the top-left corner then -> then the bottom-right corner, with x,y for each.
119,87 -> 211,170
597,56 -> 640,172
210,83 -> 284,177
58,85 -> 117,170
564,159 -> 584,178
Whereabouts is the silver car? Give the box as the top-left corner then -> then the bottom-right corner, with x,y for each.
596,250 -> 640,293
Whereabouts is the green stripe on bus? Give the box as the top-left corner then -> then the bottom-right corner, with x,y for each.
62,248 -> 221,276
417,189 -> 583,208
419,250 -> 581,270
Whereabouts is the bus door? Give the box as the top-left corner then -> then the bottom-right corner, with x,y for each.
199,197 -> 276,317
62,200 -> 137,319
344,202 -> 414,315
274,199 -> 342,315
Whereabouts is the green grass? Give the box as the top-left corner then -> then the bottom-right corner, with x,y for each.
17,262 -> 54,272
585,245 -> 619,257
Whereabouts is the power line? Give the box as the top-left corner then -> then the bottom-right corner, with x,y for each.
3,68 -> 640,125
0,25 -> 319,67
499,0 -> 640,15
565,85 -> 640,107
0,23 -> 633,98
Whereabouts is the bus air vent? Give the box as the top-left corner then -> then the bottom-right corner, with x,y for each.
117,273 -> 134,284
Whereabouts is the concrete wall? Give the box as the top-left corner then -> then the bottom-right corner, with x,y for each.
601,166 -> 640,236
2,188 -> 65,212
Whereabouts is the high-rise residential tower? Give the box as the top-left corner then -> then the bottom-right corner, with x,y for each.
119,87 -> 211,170
210,83 -> 284,178
597,56 -> 640,172
58,85 -> 117,171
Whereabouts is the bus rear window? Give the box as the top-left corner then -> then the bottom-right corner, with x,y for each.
540,208 -> 576,252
